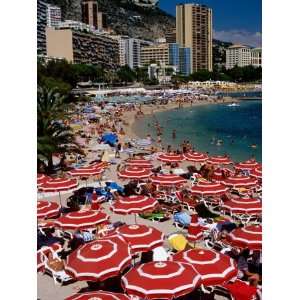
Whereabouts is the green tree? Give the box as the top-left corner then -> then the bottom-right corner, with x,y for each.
117,65 -> 136,84
189,70 -> 212,81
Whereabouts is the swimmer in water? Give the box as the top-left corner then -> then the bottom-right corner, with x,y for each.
172,129 -> 176,139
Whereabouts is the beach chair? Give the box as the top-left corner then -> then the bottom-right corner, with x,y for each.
42,252 -> 73,286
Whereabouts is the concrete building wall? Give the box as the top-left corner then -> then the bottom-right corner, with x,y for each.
46,28 -> 74,62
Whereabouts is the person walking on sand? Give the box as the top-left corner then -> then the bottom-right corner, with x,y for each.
115,142 -> 121,158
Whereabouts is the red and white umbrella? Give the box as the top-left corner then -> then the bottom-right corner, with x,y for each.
157,153 -> 184,163
235,160 -> 261,171
172,249 -> 238,286
111,196 -> 158,215
39,177 -> 78,192
65,235 -> 132,281
222,176 -> 257,188
122,261 -> 201,300
116,224 -> 164,254
37,174 -> 51,187
68,165 -> 104,177
126,159 -> 153,169
212,168 -> 234,182
222,198 -> 262,215
250,167 -> 262,179
187,214 -> 206,242
150,174 -> 187,186
191,182 -> 228,196
183,152 -> 208,163
207,155 -> 233,165
37,200 -> 61,220
118,167 -> 152,179
65,291 -> 130,300
226,225 -> 262,250
54,210 -> 109,230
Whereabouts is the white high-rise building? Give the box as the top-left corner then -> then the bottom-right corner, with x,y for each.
225,44 -> 251,69
126,38 -> 152,69
46,4 -> 61,28
251,48 -> 262,68
110,35 -> 129,66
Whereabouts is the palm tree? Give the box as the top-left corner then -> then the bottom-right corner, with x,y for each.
37,86 -> 81,173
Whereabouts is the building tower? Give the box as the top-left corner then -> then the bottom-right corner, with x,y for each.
37,0 -> 47,55
46,5 -> 62,28
81,0 -> 99,29
176,3 -> 213,73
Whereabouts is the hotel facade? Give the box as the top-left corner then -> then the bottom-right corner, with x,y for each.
46,27 -> 119,68
176,3 -> 213,73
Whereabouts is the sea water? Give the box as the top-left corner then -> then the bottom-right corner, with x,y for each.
132,100 -> 262,163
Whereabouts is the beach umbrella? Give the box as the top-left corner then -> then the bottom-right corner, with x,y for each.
126,158 -> 153,169
191,182 -> 228,196
37,243 -> 63,273
207,155 -> 233,165
150,174 -> 187,186
250,166 -> 262,179
226,225 -> 262,250
116,224 -> 164,254
222,198 -> 262,215
172,249 -> 238,286
37,174 -> 51,187
221,176 -> 257,188
68,165 -> 105,177
65,291 -> 130,300
235,160 -> 261,171
187,214 -> 206,242
157,153 -> 184,163
121,261 -> 201,300
65,235 -> 132,282
54,210 -> 109,230
37,200 -> 61,220
183,152 -> 208,163
118,167 -> 152,180
39,177 -> 78,205
222,280 -> 258,300
111,195 -> 158,223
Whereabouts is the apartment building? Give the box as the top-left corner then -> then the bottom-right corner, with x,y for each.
179,47 -> 191,76
46,4 -> 61,28
225,45 -> 252,69
140,43 -> 169,66
37,0 -> 47,55
176,3 -> 213,72
126,38 -> 152,69
251,48 -> 262,68
46,27 -> 119,69
165,28 -> 177,44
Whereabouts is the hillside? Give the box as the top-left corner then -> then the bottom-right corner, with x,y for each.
46,0 -> 175,40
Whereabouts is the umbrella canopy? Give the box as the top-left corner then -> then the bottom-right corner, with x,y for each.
68,166 -> 104,177
54,210 -> 109,230
187,214 -> 205,242
150,174 -> 187,186
183,152 -> 208,163
250,166 -> 262,179
118,167 -> 152,179
111,196 -> 158,215
226,225 -> 262,250
212,168 -> 234,182
37,174 -> 51,187
221,176 -> 257,188
121,261 -> 201,300
223,280 -> 258,300
37,243 -> 63,272
65,235 -> 131,281
172,249 -> 238,286
39,178 -> 78,192
157,153 -> 184,163
65,291 -> 130,300
191,182 -> 228,196
235,160 -> 261,171
207,155 -> 233,165
126,159 -> 153,169
222,198 -> 262,215
116,224 -> 164,254
37,200 -> 61,220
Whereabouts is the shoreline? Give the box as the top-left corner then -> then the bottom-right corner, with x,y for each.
122,97 -> 239,141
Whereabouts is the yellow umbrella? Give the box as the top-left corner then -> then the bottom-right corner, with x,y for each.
168,234 -> 188,252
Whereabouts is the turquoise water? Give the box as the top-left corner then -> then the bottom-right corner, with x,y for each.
132,100 -> 262,163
